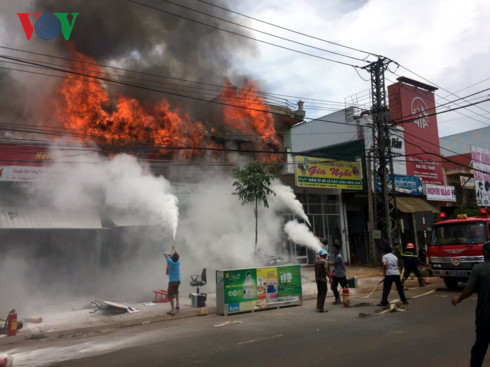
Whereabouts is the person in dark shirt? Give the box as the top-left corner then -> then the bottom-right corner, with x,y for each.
452,241 -> 490,366
328,244 -> 347,305
401,243 -> 425,287
315,249 -> 330,312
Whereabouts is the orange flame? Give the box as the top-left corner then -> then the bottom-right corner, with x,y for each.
55,48 -> 284,162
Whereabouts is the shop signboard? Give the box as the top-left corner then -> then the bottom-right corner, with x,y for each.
424,184 -> 456,202
216,265 -> 302,315
472,146 -> 490,206
0,145 -> 52,182
295,155 -> 362,190
377,174 -> 423,195
388,79 -> 444,185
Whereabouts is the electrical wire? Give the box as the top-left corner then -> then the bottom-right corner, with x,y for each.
127,0 -> 364,69
156,0 -> 370,64
0,45 -> 362,112
196,0 -> 380,59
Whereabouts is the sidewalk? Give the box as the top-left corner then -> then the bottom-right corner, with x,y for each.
0,265 -> 430,347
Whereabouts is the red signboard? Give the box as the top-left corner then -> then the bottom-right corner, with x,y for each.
0,145 -> 52,166
388,78 -> 444,185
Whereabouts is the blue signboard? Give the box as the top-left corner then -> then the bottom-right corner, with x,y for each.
377,175 -> 423,195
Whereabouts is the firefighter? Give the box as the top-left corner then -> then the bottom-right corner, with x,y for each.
401,243 -> 425,287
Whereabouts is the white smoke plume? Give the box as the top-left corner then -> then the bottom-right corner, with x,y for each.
36,148 -> 179,239
175,173 -> 285,272
284,219 -> 323,254
270,181 -> 311,226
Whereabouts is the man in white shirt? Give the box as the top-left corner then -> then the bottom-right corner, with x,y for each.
378,246 -> 409,307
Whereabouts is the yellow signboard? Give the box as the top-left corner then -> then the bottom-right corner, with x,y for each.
295,156 -> 362,190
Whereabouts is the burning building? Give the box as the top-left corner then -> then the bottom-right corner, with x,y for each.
0,0 -> 313,313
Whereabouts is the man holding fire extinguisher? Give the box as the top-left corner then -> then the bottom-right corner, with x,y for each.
329,243 -> 348,305
164,245 -> 180,316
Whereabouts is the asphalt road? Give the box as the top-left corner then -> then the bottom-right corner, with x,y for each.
4,285 -> 481,367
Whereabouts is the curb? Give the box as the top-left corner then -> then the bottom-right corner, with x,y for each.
0,278 -> 442,347
0,306 -> 218,346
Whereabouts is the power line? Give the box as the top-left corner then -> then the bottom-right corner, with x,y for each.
196,0 -> 380,59
0,45 -> 362,111
392,65 -> 490,124
157,0 -> 370,64
1,52 -> 487,162
127,0 -> 364,68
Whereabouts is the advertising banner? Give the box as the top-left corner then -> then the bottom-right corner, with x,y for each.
471,146 -> 490,206
277,265 -> 302,301
388,79 -> 444,185
295,156 -> 362,190
425,184 -> 456,202
257,267 -> 278,303
218,265 -> 302,315
223,268 -> 257,304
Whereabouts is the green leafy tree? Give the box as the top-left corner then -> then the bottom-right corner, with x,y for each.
232,161 -> 279,253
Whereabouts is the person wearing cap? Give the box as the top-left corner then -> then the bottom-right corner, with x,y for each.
401,242 -> 425,287
452,241 -> 490,366
315,248 -> 330,312
328,244 -> 347,305
378,246 -> 409,307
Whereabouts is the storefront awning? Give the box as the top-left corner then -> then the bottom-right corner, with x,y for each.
0,206 -> 103,229
393,197 -> 439,214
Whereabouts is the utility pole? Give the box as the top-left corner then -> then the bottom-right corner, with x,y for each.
363,57 -> 399,263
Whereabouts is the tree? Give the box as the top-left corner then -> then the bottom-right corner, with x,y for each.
232,161 -> 279,253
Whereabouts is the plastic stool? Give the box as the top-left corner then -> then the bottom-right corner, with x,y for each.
153,289 -> 169,303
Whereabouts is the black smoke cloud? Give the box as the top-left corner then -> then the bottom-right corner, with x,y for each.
0,0 -> 256,126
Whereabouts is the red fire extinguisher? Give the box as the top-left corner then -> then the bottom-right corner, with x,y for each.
6,309 -> 17,337
342,288 -> 350,307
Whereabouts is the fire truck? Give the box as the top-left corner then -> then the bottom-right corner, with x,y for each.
428,209 -> 490,289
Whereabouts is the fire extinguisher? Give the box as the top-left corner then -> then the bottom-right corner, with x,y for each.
6,309 -> 17,337
342,288 -> 350,307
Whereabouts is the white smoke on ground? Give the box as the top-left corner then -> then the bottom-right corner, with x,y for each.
284,219 -> 323,254
270,181 -> 310,226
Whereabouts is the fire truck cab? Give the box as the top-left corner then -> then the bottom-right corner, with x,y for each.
428,209 -> 490,290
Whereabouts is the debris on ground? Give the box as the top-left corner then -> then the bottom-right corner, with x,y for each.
358,303 -> 408,318
91,301 -> 140,314
213,320 -> 243,328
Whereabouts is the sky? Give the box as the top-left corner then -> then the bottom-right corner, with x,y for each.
0,0 -> 489,138
231,0 -> 490,137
